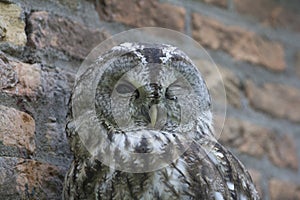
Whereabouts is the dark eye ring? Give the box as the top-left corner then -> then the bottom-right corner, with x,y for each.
165,88 -> 177,100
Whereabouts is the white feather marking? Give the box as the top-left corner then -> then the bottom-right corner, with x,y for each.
207,153 -> 219,165
215,151 -> 224,158
226,182 -> 234,190
120,42 -> 134,48
133,50 -> 148,64
240,193 -> 247,200
160,46 -> 177,63
241,179 -> 247,188
153,172 -> 163,194
214,192 -> 224,200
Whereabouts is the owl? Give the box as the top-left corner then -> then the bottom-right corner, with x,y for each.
63,43 -> 260,200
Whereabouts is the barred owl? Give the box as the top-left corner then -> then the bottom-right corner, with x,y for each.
63,43 -> 259,200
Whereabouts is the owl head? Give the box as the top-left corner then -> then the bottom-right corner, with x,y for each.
72,42 -> 213,172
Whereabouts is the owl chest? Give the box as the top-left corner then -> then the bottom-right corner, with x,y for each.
95,165 -> 190,200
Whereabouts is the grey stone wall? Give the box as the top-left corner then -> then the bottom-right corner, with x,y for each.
0,0 -> 300,199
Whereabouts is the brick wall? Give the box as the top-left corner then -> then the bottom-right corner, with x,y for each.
0,0 -> 299,199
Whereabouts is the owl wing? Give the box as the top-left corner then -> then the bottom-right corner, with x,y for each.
183,139 -> 260,200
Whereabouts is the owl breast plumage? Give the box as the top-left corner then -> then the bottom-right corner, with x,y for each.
63,43 -> 260,200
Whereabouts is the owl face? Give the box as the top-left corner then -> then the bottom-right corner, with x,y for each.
73,42 -> 212,172
95,43 -> 211,135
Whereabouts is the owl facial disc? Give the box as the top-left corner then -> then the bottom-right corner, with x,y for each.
72,42 -> 210,172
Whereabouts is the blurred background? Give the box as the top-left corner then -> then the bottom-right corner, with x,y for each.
0,0 -> 299,199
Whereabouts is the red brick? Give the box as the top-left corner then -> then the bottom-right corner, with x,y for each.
218,117 -> 269,157
217,116 -> 298,170
27,11 -> 110,59
96,0 -> 185,32
234,0 -> 300,32
267,133 -> 298,171
192,13 -> 285,71
0,105 -> 36,154
220,67 -> 241,108
196,60 -> 241,108
269,179 -> 300,200
245,81 -> 300,123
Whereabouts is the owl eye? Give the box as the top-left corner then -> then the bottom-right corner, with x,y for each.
115,82 -> 136,94
166,80 -> 189,99
168,81 -> 185,92
168,83 -> 183,91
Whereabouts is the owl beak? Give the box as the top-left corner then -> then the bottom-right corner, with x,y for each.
149,104 -> 158,128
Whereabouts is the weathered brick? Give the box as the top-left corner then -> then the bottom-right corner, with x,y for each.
219,67 -> 241,108
192,13 -> 285,71
0,2 -> 27,46
269,179 -> 300,200
96,0 -> 185,32
0,105 -> 35,154
234,0 -> 300,32
248,169 -> 263,198
11,62 -> 41,96
218,117 -> 269,157
0,53 -> 17,90
200,0 -> 227,8
217,116 -> 298,170
196,60 -> 241,108
27,11 -> 109,59
0,157 -> 20,198
15,159 -> 65,200
0,157 -> 65,199
0,54 -> 41,97
267,133 -> 298,171
245,80 -> 300,123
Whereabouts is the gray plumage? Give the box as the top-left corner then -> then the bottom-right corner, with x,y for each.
63,43 -> 260,200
